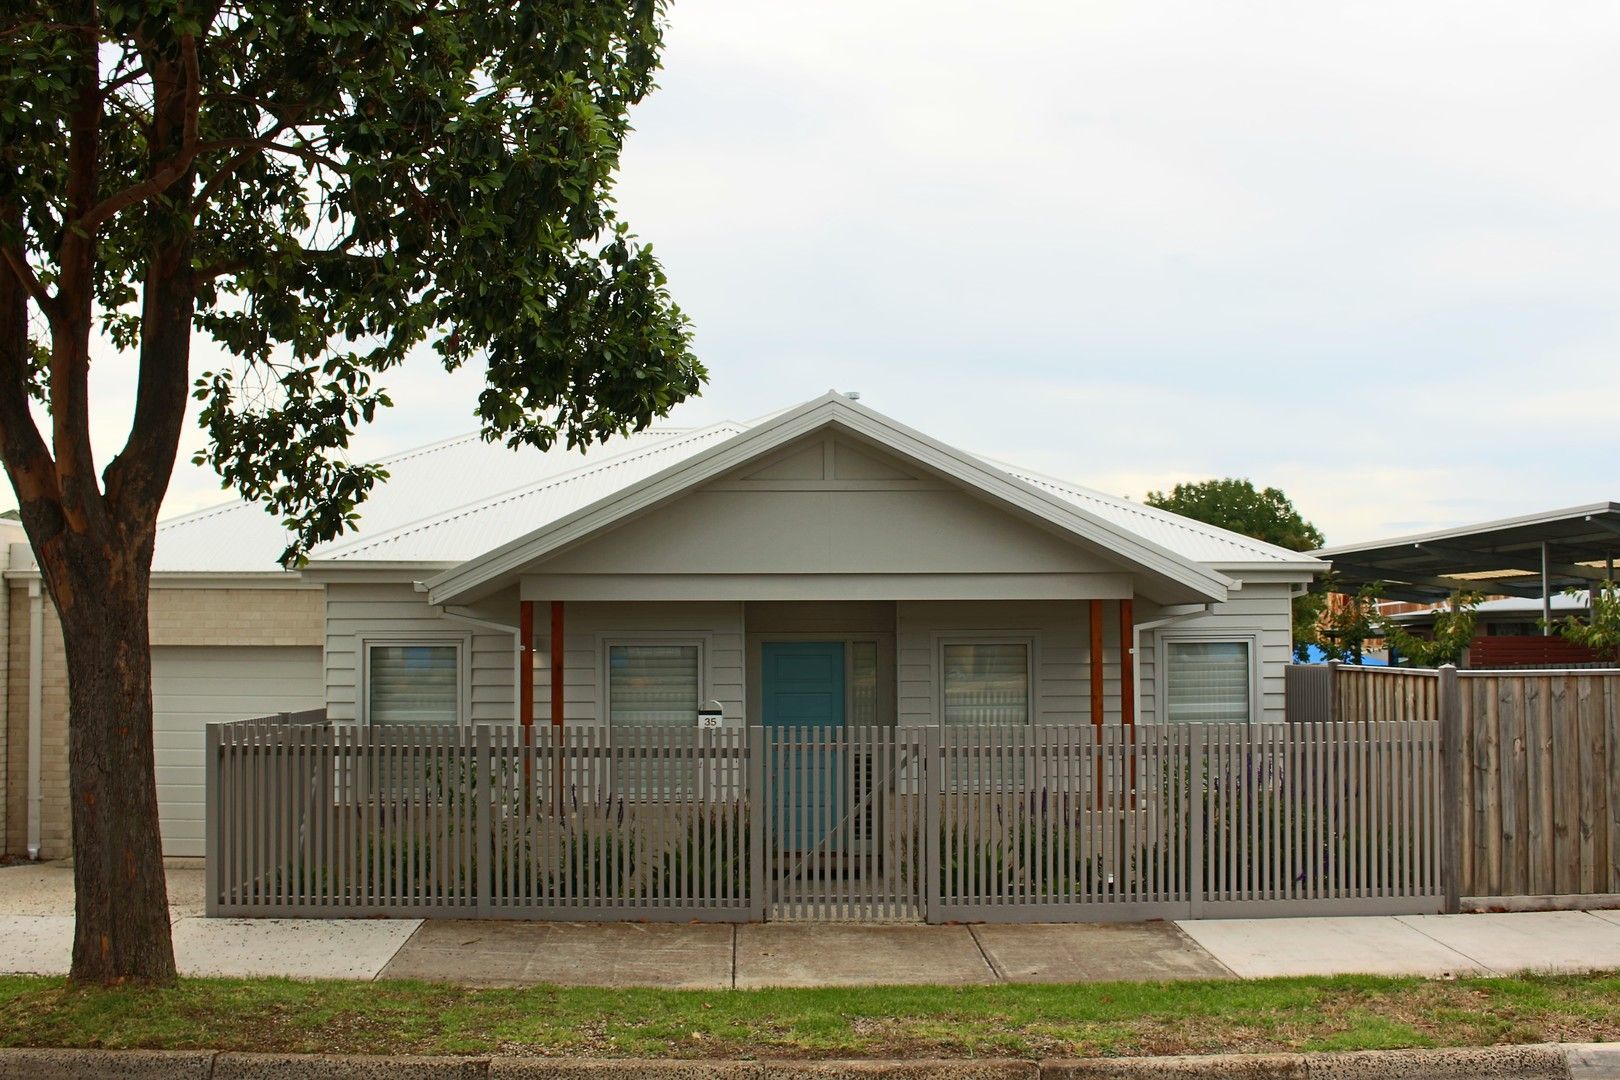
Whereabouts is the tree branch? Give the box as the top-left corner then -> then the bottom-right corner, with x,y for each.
191,115 -> 307,205
74,31 -> 201,234
0,246 -> 56,320
0,203 -> 59,517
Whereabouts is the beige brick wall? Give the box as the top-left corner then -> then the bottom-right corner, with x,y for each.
149,587 -> 324,647
3,583 -> 324,858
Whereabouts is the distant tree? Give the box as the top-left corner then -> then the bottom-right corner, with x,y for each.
1549,583 -> 1620,662
1380,592 -> 1482,667
1316,579 -> 1382,663
1145,479 -> 1326,657
1,0 -> 700,985
1146,479 -> 1325,552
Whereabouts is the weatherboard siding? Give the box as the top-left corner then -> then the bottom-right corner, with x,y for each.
323,581 -> 515,724
535,601 -> 746,726
1136,579 -> 1296,726
895,599 -> 1122,727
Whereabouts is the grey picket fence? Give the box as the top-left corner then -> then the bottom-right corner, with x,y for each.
207,717 -> 1444,920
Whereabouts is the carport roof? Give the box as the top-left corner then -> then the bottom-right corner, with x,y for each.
1313,502 -> 1620,601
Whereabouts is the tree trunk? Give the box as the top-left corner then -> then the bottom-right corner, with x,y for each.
52,536 -> 176,986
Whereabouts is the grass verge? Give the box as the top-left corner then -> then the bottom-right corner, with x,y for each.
2,972 -> 1619,1059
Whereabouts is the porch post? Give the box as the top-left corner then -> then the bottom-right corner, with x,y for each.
1089,600 -> 1105,729
518,601 -> 535,729
1119,598 -> 1135,728
550,600 -> 566,729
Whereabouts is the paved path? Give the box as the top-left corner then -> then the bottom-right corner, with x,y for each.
6,862 -> 1620,987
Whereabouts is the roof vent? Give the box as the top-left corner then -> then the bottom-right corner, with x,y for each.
846,391 -> 861,401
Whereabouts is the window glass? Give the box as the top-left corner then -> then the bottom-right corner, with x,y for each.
1165,640 -> 1250,723
942,642 -> 1029,726
608,644 -> 700,727
368,644 -> 458,725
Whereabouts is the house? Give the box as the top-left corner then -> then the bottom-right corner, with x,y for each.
1386,591 -> 1609,668
2,392 -> 1323,863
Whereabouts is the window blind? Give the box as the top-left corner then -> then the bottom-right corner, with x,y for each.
942,642 -> 1029,726
368,644 -> 458,725
1165,640 -> 1251,723
608,644 -> 700,727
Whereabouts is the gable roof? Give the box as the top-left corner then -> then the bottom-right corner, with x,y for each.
422,393 -> 1245,606
151,394 -> 1324,586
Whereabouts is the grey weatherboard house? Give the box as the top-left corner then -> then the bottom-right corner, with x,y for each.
18,389 -> 1461,927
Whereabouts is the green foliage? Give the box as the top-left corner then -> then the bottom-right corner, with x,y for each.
2,0 -> 703,564
1380,592 -> 1481,667
1550,583 -> 1620,662
1146,479 -> 1326,655
1317,579 -> 1383,663
1145,478 -> 1326,552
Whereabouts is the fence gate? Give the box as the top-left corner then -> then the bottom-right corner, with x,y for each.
760,725 -> 924,920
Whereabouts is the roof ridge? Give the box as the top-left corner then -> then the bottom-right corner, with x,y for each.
315,422 -> 744,560
983,456 -> 1313,563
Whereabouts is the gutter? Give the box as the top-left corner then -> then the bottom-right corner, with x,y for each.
26,579 -> 42,860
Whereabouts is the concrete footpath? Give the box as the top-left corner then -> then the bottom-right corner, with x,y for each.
6,863 -> 1620,986
1,1044 -> 1618,1080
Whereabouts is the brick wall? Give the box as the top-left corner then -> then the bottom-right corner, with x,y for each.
3,583 -> 324,859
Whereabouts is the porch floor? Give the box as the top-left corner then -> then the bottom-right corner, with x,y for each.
6,862 -> 1620,986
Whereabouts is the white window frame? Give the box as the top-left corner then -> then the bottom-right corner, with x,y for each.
358,633 -> 472,727
600,636 -> 707,729
1153,630 -> 1260,725
933,633 -> 1038,726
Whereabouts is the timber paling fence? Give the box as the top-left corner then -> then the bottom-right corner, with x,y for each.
1290,663 -> 1620,906
207,714 -> 1443,920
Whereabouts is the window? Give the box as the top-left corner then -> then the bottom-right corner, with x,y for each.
1164,639 -> 1252,723
366,642 -> 461,725
942,642 -> 1030,726
607,643 -> 701,727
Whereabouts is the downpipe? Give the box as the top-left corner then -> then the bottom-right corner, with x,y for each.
420,584 -> 523,722
1130,600 -> 1218,720
26,579 -> 42,860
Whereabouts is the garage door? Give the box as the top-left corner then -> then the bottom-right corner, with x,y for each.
153,646 -> 324,857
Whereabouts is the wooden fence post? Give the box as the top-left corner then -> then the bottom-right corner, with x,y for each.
1438,663 -> 1463,913
1327,660 -> 1341,724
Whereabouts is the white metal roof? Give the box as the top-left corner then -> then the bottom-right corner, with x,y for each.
986,462 -> 1317,568
152,427 -> 731,572
1390,591 -> 1591,622
153,395 -> 1322,576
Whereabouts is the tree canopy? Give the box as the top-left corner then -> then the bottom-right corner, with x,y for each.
1,0 -> 700,985
1144,478 -> 1325,553
3,0 -> 702,565
1145,478 -> 1326,658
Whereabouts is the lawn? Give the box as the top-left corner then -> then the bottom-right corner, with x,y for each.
3,973 -> 1620,1059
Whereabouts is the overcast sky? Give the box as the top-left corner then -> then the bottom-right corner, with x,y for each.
30,0 -> 1620,546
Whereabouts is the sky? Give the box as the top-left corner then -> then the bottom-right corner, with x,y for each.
24,0 -> 1620,546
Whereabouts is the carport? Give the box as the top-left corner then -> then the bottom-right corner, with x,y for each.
1313,502 -> 1620,633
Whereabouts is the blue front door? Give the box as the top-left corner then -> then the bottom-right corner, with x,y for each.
762,642 -> 844,852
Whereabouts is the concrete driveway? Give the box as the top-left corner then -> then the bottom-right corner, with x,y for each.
0,862 -> 417,980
